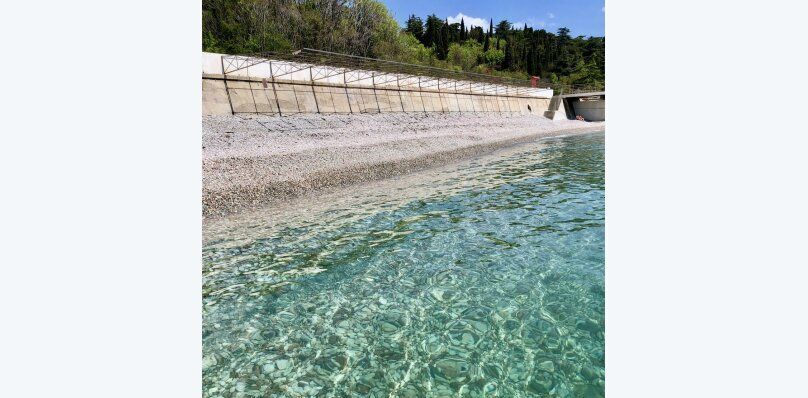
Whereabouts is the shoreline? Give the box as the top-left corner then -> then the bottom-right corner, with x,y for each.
203,113 -> 604,218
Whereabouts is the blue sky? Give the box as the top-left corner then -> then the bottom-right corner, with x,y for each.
381,0 -> 605,37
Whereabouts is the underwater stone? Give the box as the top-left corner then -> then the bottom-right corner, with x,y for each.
574,383 -> 605,398
380,322 -> 398,333
433,357 -> 471,380
581,365 -> 602,381
202,355 -> 218,370
482,363 -> 502,379
537,360 -> 555,372
484,382 -> 497,393
275,359 -> 290,371
461,332 -> 476,346
526,371 -> 554,395
576,318 -> 600,334
201,132 -> 606,398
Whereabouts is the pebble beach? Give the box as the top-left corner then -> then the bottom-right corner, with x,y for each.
203,113 -> 604,217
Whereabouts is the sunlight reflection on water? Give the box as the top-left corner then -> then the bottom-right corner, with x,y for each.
203,131 -> 605,397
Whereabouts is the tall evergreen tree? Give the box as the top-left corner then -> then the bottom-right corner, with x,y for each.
459,18 -> 466,41
405,14 -> 424,42
436,19 -> 450,59
483,18 -> 492,51
503,37 -> 514,69
202,1 -> 605,90
495,20 -> 511,38
448,22 -> 460,42
470,26 -> 484,43
557,27 -> 571,42
423,14 -> 442,47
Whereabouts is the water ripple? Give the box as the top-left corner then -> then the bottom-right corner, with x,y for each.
203,132 -> 605,397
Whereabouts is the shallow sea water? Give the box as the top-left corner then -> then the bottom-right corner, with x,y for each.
203,131 -> 605,397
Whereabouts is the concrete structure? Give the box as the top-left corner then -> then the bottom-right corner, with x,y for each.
202,52 -> 558,117
544,96 -> 569,121
559,92 -> 606,121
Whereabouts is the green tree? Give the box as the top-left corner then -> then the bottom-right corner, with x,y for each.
447,41 -> 483,71
470,26 -> 484,43
459,18 -> 466,41
435,19 -> 450,59
482,47 -> 504,65
483,19 -> 492,51
503,37 -> 514,69
201,2 -> 604,89
423,14 -> 442,47
495,20 -> 512,38
405,14 -> 424,42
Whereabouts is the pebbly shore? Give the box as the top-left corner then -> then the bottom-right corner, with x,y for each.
203,113 -> 604,217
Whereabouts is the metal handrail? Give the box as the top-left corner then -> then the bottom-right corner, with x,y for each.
246,49 -> 603,93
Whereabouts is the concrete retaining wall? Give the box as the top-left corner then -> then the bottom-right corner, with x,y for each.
202,52 -> 554,117
571,99 -> 605,121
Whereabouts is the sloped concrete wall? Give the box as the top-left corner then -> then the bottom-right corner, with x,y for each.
330,88 -> 351,113
445,93 -> 460,112
312,86 -> 335,113
201,74 -> 560,116
202,52 -> 563,117
410,91 -> 426,112
472,96 -> 486,113
251,82 -> 278,114
226,81 -> 256,113
346,88 -> 379,113
400,91 -> 418,112
202,79 -> 231,115
552,99 -> 568,120
275,84 -> 300,114
375,89 -> 392,112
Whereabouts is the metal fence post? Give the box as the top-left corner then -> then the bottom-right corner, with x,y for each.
221,56 -> 234,115
369,72 -> 379,113
309,66 -> 320,114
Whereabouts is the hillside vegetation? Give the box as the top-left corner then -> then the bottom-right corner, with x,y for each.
203,0 -> 604,89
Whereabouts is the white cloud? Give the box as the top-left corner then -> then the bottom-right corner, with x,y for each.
548,13 -> 555,19
446,13 -> 488,30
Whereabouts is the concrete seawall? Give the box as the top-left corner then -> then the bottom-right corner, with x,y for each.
202,52 -> 554,117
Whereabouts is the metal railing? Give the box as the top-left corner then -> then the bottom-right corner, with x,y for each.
222,48 -> 603,97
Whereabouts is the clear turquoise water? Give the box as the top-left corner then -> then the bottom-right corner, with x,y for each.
203,132 -> 605,397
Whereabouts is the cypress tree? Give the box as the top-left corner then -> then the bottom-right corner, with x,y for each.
472,26 -> 484,44
483,19 -> 492,51
439,19 -> 450,58
460,18 -> 466,41
434,26 -> 443,58
503,37 -> 514,69
405,14 -> 424,43
423,14 -> 441,47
